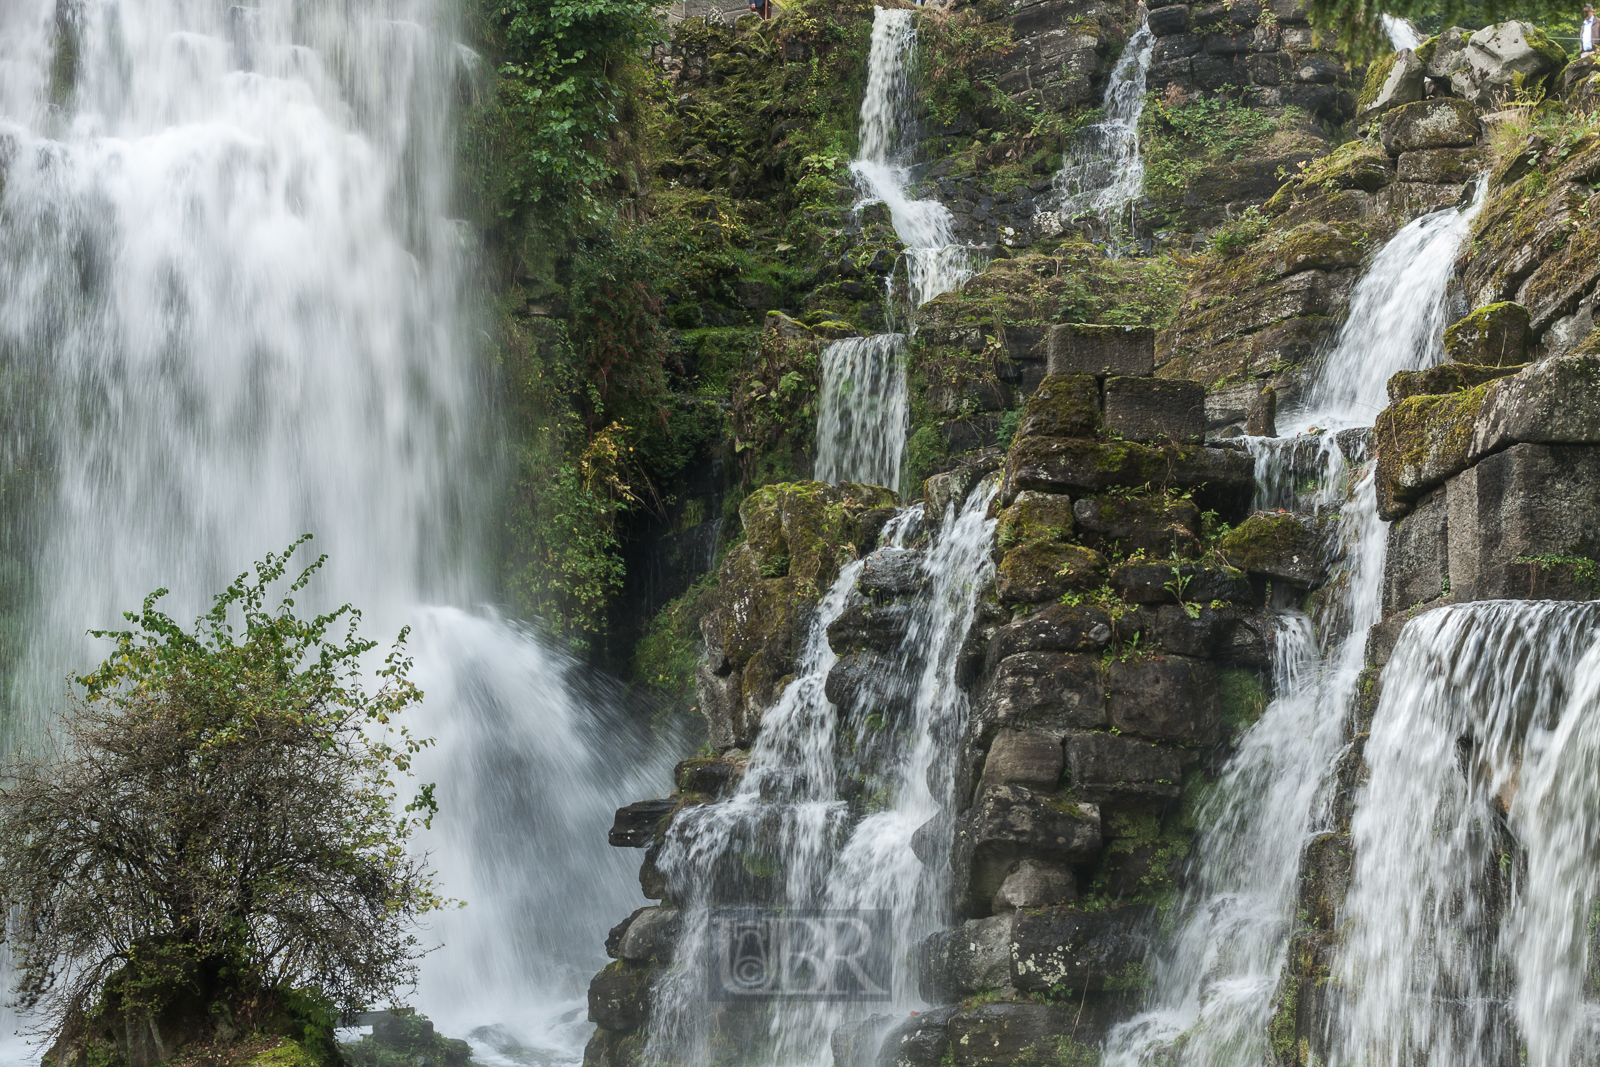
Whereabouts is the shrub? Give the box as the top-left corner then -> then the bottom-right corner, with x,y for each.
0,539 -> 446,1058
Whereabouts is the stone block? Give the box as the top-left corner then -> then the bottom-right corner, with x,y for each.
1047,324 -> 1155,377
1387,362 -> 1522,404
1065,732 -> 1184,801
1247,385 -> 1278,436
984,605 -> 1116,666
1009,905 -> 1154,993
1103,377 -> 1206,443
1425,26 -> 1473,77
1379,98 -> 1479,154
609,798 -> 676,848
1446,443 -> 1600,601
1192,53 -> 1245,90
674,756 -> 745,796
1144,603 -> 1244,658
1471,354 -> 1600,457
1383,489 -> 1450,613
588,965 -> 652,1031
952,786 -> 1102,915
1292,53 -> 1343,84
946,1004 -> 1076,1066
1396,147 -> 1479,184
1105,655 -> 1223,745
996,542 -> 1106,605
1148,3 -> 1191,35
1247,51 -> 1291,85
1444,302 -> 1530,366
694,661 -> 745,751
824,650 -> 908,715
1373,388 -> 1486,520
1217,510 -> 1329,587
1072,493 -> 1202,556
977,729 -> 1066,794
993,859 -> 1077,912
1154,33 -> 1203,60
966,652 -> 1107,742
1014,373 -> 1100,441
1002,438 -> 1255,519
995,491 -> 1076,555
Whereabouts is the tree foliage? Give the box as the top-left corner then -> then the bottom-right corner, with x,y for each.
0,538 -> 446,1050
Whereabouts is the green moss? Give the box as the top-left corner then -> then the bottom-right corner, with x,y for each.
1219,667 -> 1269,729
1373,383 -> 1492,513
1015,374 -> 1101,440
1014,1036 -> 1102,1067
633,572 -> 721,717
996,493 -> 1077,553
1217,512 -> 1310,573
1386,361 -> 1524,403
1442,302 -> 1531,366
1268,974 -> 1302,1063
1357,50 -> 1398,112
997,542 -> 1108,603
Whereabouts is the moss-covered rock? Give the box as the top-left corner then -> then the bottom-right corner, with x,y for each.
995,491 -> 1076,555
1442,302 -> 1531,366
1379,98 -> 1479,154
1387,361 -> 1525,404
1216,511 -> 1329,588
996,542 -> 1107,606
1372,385 -> 1493,519
1002,437 -> 1255,520
1014,374 -> 1101,441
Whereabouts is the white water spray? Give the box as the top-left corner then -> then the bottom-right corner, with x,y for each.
0,0 -> 669,1062
849,8 -> 972,309
1103,182 -> 1489,1067
1052,22 -> 1155,237
814,334 -> 909,490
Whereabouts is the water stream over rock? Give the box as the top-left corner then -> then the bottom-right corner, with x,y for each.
1049,21 -> 1155,241
815,334 -> 910,490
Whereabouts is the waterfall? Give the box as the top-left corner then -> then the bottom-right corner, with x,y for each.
0,1 -> 668,1062
1328,601 -> 1600,1067
1051,21 -> 1155,237
1101,190 -> 1488,1066
643,482 -> 999,1067
814,334 -> 909,490
849,7 -> 972,310
1381,14 -> 1425,51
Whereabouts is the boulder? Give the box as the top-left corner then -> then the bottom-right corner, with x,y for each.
945,1004 -> 1078,1067
917,916 -> 1015,998
1379,98 -> 1479,154
1105,655 -> 1224,745
1103,377 -> 1206,443
859,547 -> 924,596
1147,3 -> 1191,35
617,906 -> 682,963
971,653 -> 1107,744
1395,147 -> 1479,184
1047,325 -> 1156,377
588,965 -> 652,1031
829,600 -> 914,654
1009,905 -> 1154,994
609,798 -> 677,848
605,907 -> 648,959
1449,21 -> 1566,108
1014,374 -> 1101,441
952,786 -> 1102,916
1065,732 -> 1184,801
1359,47 -> 1423,120
976,729 -> 1066,794
1072,494 -> 1201,556
993,859 -> 1078,911
1423,26 -> 1474,78
1217,511 -> 1329,587
1443,302 -> 1531,366
996,542 -> 1106,605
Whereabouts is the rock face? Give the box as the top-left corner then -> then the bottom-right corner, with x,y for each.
1448,21 -> 1567,107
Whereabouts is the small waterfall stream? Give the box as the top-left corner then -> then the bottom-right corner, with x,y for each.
1102,187 -> 1488,1065
814,334 -> 909,489
1051,21 -> 1155,237
0,1 -> 670,1063
644,483 -> 1000,1067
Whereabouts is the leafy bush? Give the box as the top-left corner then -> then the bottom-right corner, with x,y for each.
0,540 -> 445,1056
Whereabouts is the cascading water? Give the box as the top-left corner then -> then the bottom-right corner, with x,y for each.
849,8 -> 972,310
1381,14 -> 1425,51
1328,601 -> 1600,1067
814,334 -> 909,489
1102,189 -> 1489,1065
644,481 -> 999,1067
1050,21 -> 1155,238
0,1 -> 670,1062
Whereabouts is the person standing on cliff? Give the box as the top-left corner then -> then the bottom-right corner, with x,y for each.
1583,5 -> 1597,55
